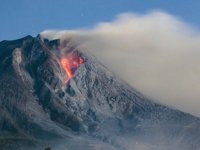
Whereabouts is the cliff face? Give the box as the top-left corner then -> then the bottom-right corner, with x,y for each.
0,35 -> 200,150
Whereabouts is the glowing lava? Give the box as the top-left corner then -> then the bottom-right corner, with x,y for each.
60,52 -> 84,84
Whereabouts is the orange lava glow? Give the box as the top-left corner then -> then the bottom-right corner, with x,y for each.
60,52 -> 84,84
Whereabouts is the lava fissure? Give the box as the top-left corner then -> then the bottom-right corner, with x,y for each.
60,51 -> 84,83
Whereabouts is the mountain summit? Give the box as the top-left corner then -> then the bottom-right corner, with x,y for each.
0,35 -> 200,150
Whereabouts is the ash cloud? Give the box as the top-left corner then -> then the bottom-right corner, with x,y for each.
41,11 -> 200,117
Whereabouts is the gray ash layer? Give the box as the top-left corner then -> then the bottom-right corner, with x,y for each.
0,35 -> 200,150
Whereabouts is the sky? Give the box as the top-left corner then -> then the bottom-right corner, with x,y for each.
1,0 -> 200,41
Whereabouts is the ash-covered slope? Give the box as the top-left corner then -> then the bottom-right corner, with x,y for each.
0,35 -> 200,150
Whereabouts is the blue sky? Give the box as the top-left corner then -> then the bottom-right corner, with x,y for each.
1,0 -> 200,41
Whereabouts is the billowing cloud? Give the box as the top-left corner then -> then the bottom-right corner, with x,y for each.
41,11 -> 200,117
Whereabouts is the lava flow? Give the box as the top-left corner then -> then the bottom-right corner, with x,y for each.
60,52 -> 84,84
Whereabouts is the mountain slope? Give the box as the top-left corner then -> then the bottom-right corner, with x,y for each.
0,35 -> 200,150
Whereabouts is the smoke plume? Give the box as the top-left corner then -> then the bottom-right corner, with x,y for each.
41,11 -> 200,117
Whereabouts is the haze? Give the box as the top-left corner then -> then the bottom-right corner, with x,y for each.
41,11 -> 200,117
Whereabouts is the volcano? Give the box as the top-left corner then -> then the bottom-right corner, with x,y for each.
0,35 -> 200,150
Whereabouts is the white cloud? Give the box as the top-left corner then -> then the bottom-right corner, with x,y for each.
41,11 -> 200,117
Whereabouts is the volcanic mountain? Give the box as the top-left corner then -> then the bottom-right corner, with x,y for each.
0,35 -> 200,150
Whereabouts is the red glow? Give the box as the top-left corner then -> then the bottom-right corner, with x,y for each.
60,52 -> 84,84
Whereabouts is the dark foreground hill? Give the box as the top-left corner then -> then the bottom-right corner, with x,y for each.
0,35 -> 200,150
